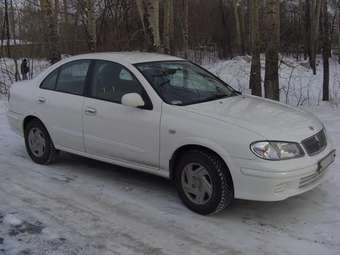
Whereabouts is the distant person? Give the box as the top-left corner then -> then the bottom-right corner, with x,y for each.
21,59 -> 29,80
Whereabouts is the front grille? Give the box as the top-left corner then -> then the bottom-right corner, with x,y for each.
301,129 -> 327,156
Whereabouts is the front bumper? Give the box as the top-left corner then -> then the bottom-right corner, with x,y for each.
7,110 -> 24,137
232,145 -> 336,201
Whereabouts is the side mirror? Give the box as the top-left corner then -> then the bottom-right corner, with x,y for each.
121,93 -> 145,108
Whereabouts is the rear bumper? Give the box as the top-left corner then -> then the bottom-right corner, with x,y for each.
7,110 -> 24,136
231,146 -> 336,201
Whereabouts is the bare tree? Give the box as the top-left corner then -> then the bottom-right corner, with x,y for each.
63,0 -> 69,25
40,0 -> 61,64
338,0 -> 340,63
249,0 -> 261,96
150,0 -> 161,49
85,0 -> 96,52
304,1 -> 311,60
136,0 -> 161,51
232,0 -> 243,55
264,0 -> 280,101
182,0 -> 189,58
322,0 -> 331,101
54,0 -> 60,29
163,0 -> 174,54
9,0 -> 19,81
310,0 -> 322,74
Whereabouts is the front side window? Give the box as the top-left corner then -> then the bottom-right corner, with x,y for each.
90,60 -> 146,104
56,60 -> 91,95
135,61 -> 237,105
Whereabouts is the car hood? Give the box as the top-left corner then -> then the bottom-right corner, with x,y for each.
182,95 -> 322,141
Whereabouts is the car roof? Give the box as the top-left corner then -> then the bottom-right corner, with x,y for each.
68,52 -> 184,64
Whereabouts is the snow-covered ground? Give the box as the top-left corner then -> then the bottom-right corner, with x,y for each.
0,58 -> 49,94
0,56 -> 340,255
206,55 -> 340,106
0,99 -> 340,255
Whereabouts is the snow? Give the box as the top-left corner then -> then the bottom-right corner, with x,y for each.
0,40 -> 32,46
0,56 -> 340,254
3,215 -> 23,227
0,98 -> 7,114
0,58 -> 49,94
205,55 -> 340,106
0,99 -> 339,255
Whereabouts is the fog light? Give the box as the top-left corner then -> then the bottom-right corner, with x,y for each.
274,182 -> 289,193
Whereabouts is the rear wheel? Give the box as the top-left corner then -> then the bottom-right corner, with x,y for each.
175,150 -> 234,215
24,119 -> 57,164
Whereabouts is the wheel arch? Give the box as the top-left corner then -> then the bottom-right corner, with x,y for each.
169,144 -> 234,188
23,115 -> 51,139
23,115 -> 43,132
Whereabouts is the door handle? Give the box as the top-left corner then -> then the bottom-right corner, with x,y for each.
85,107 -> 97,115
37,97 -> 46,103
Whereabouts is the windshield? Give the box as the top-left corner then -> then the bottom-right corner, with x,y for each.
135,61 -> 238,105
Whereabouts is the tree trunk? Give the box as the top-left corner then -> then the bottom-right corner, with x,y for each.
63,0 -> 69,25
149,0 -> 161,50
54,0 -> 60,31
310,0 -> 322,74
304,0 -> 311,60
62,0 -> 69,53
249,0 -> 261,96
182,0 -> 189,58
322,0 -> 330,101
264,0 -> 280,101
86,0 -> 96,52
163,0 -> 173,54
338,1 -> 340,64
9,0 -> 19,81
232,0 -> 243,55
136,0 -> 161,51
40,0 -> 61,64
299,0 -> 306,60
136,0 -> 149,47
239,0 -> 246,54
219,0 -> 232,58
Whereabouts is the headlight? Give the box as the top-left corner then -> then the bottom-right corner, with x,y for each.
250,141 -> 305,160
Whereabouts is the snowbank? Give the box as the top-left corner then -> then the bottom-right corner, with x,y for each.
205,55 -> 340,106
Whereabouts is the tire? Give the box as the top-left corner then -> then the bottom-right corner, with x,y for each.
175,150 -> 234,215
24,119 -> 57,165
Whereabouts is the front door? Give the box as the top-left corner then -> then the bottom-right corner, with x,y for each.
83,60 -> 161,168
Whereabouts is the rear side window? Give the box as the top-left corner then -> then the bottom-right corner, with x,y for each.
40,70 -> 58,90
56,60 -> 91,95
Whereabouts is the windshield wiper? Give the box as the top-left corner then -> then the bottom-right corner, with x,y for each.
204,94 -> 230,101
231,90 -> 241,96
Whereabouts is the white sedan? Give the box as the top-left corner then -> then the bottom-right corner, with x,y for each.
7,52 -> 336,215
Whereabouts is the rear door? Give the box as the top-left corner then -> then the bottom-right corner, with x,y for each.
34,60 -> 91,151
82,60 -> 161,168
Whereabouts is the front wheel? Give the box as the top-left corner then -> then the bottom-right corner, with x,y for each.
24,119 -> 57,165
175,150 -> 234,215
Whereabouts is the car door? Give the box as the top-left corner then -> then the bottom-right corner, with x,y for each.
83,60 -> 161,169
35,60 -> 91,152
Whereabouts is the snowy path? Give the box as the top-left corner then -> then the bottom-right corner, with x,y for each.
0,100 -> 340,255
